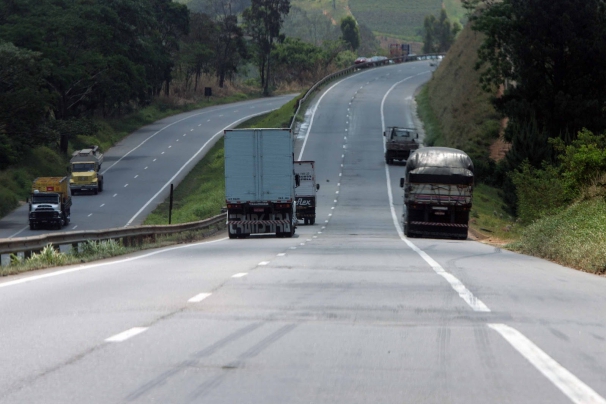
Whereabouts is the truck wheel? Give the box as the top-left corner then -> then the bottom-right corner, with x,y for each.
99,181 -> 103,192
94,187 -> 98,195
304,218 -> 309,225
29,223 -> 36,230
310,218 -> 315,225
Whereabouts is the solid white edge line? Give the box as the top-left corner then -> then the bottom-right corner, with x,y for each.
232,273 -> 248,278
488,324 -> 606,404
297,69 -> 379,161
7,226 -> 28,239
124,109 -> 280,226
380,72 -> 490,313
188,292 -> 212,303
105,327 -> 148,342
0,238 -> 227,289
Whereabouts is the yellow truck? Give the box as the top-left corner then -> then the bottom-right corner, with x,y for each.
29,177 -> 72,230
70,146 -> 104,194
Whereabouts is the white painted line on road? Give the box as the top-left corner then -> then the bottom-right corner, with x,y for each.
277,253 -> 285,256
318,232 -> 322,234
232,273 -> 248,278
153,158 -> 157,162
297,70 -> 370,160
7,226 -> 28,239
258,261 -> 270,266
113,194 -> 117,197
488,324 -> 606,404
183,134 -> 186,136
325,220 -> 329,223
337,183 -> 341,186
144,166 -> 148,170
321,226 -> 326,229
306,239 -> 311,242
161,152 -> 165,155
331,207 -> 335,210
339,173 -> 342,177
168,145 -> 172,148
134,175 -> 138,179
88,213 -> 92,217
328,213 -> 332,216
289,247 -> 297,249
341,154 -> 344,158
190,129 -> 193,131
125,110 -> 280,227
0,238 -> 228,289
334,199 -> 337,202
72,225 -> 78,230
380,72 -> 490,313
219,115 -> 224,117
313,236 -> 317,238
342,145 -> 346,149
188,292 -> 212,303
106,327 -> 148,342
198,124 -> 201,126
124,184 -> 129,188
300,243 -> 305,246
100,204 -> 105,208
207,119 -> 210,122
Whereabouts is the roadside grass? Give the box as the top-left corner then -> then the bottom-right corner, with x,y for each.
144,95 -> 302,225
509,199 -> 606,274
470,184 -> 521,242
1,226 -> 224,276
424,26 -> 501,161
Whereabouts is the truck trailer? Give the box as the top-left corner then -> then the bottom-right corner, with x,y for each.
294,161 -> 320,225
29,177 -> 72,230
400,147 -> 473,239
70,146 -> 104,194
224,128 -> 298,238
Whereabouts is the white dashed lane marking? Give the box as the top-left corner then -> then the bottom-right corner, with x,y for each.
105,327 -> 148,342
232,273 -> 248,278
188,293 -> 212,303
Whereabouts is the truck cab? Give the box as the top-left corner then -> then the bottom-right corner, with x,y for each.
69,146 -> 104,194
384,127 -> 420,164
29,177 -> 72,230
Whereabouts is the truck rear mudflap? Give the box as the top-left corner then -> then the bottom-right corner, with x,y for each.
404,206 -> 469,240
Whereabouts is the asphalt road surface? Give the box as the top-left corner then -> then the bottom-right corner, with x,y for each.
0,95 -> 296,239
1,62 -> 605,404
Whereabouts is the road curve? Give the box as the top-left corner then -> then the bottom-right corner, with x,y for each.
0,95 -> 296,239
0,62 -> 605,404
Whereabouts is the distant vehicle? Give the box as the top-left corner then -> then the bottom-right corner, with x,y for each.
70,146 -> 104,194
370,56 -> 388,65
384,127 -> 420,164
294,161 -> 320,225
29,177 -> 72,230
354,57 -> 369,65
399,147 -> 474,240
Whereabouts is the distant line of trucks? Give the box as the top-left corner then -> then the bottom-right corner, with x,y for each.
28,146 -> 105,230
27,123 -> 473,240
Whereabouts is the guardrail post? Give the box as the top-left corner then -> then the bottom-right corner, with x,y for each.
1,254 -> 9,267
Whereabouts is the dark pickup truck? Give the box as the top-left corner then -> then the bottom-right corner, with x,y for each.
384,127 -> 420,164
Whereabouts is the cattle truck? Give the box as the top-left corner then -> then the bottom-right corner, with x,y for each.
224,128 -> 297,238
400,147 -> 474,239
294,161 -> 320,225
29,176 -> 72,230
69,146 -> 104,194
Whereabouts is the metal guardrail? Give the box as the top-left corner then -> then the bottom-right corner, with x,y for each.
288,53 -> 445,130
0,213 -> 226,258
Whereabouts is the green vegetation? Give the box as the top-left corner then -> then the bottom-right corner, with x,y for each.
511,199 -> 606,274
2,228 -> 223,275
144,96 -> 301,225
349,0 -> 444,41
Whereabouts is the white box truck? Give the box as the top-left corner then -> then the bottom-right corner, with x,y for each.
294,161 -> 319,225
224,128 -> 298,238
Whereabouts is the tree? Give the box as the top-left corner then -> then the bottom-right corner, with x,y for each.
423,9 -> 460,54
0,42 -> 53,168
243,0 -> 291,95
207,0 -> 248,88
340,16 -> 359,52
469,0 -> 606,143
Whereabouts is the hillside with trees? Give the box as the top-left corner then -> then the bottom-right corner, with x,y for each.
424,0 -> 606,272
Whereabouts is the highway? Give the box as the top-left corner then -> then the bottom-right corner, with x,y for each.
0,95 -> 296,239
0,62 -> 605,403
